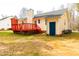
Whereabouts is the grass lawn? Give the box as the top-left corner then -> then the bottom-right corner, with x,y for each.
0,30 -> 79,56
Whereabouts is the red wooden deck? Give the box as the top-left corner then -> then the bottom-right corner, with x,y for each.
11,18 -> 42,33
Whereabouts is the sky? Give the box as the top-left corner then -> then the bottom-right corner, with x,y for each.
0,0 -> 78,18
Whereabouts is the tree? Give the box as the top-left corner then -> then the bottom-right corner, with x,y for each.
67,3 -> 79,31
76,3 -> 79,11
19,7 -> 27,19
60,4 -> 64,9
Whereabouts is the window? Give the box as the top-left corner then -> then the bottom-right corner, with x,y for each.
45,19 -> 47,25
35,21 -> 37,24
38,19 -> 40,24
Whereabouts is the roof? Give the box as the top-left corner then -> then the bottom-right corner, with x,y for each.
34,9 -> 67,18
0,16 -> 13,21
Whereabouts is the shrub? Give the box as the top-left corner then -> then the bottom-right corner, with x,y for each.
62,29 -> 72,34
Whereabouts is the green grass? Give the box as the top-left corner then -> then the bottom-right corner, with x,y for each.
0,30 -> 79,44
0,30 -> 79,43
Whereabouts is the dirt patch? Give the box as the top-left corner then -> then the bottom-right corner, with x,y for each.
0,40 -> 53,56
0,39 -> 79,56
0,43 -> 8,50
47,39 -> 79,56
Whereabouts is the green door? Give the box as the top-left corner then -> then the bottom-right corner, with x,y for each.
49,22 -> 56,36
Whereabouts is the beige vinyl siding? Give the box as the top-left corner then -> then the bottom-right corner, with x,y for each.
37,19 -> 47,31
56,11 -> 70,35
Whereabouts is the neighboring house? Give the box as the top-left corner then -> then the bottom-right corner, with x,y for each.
33,9 -> 71,36
0,17 -> 12,30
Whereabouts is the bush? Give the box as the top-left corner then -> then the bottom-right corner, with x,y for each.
7,28 -> 12,30
0,28 -> 4,31
62,29 -> 72,34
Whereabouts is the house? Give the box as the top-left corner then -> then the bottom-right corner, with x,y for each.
33,9 -> 71,36
0,17 -> 13,30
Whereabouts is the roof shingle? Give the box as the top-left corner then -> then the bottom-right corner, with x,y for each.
34,9 -> 67,18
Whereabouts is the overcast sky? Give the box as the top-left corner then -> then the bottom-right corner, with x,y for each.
0,0 -> 78,18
